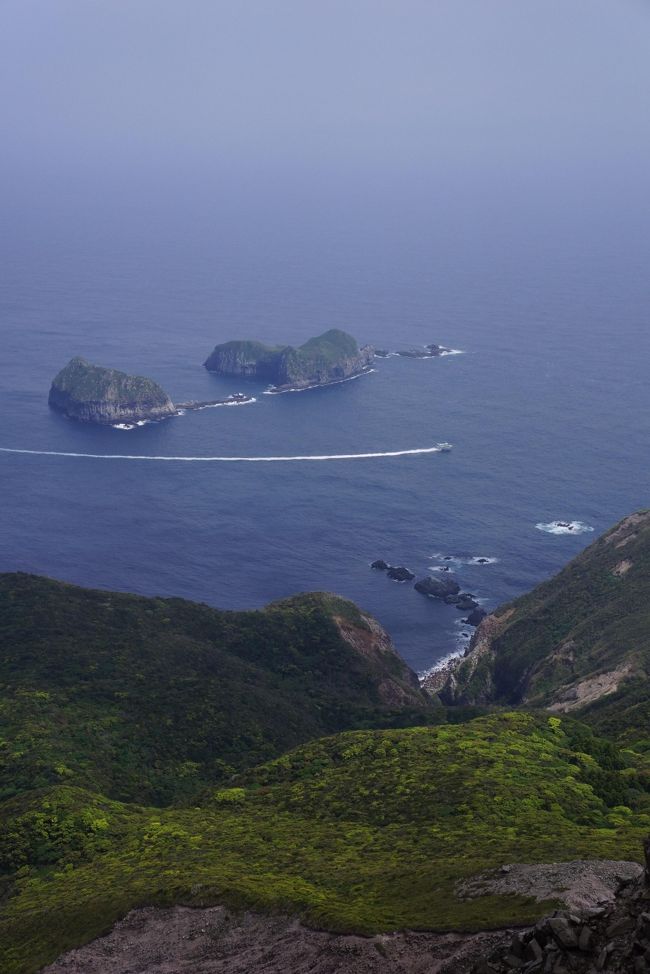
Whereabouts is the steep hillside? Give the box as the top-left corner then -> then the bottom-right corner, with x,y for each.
432,512 -> 650,751
2,712 -> 648,974
0,574 -> 427,805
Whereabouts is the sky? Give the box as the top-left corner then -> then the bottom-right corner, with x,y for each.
1,1 -> 649,220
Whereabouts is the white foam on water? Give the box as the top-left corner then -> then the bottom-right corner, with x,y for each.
440,348 -> 464,356
419,639 -> 468,679
535,520 -> 595,536
196,397 -> 257,409
0,444 -> 445,463
430,552 -> 497,566
263,369 -> 376,395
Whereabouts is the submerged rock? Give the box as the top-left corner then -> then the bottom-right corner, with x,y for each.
371,560 -> 390,570
452,594 -> 479,611
49,357 -> 176,425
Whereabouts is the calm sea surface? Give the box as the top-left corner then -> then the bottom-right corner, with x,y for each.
1,187 -> 649,672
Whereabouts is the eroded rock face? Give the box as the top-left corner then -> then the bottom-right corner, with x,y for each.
333,609 -> 425,707
49,357 -> 176,425
204,329 -> 374,392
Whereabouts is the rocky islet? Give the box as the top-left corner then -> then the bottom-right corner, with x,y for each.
48,357 -> 177,425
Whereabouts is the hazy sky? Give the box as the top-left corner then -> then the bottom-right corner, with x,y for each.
1,1 -> 649,215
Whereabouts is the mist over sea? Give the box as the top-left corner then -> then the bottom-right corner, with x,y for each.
1,177 -> 649,673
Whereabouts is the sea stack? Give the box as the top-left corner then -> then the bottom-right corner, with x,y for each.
204,329 -> 374,392
48,357 -> 177,425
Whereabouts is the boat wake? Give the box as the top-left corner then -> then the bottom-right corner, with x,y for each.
0,444 -> 449,463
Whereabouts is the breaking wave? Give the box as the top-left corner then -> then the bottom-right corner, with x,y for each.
535,520 -> 595,536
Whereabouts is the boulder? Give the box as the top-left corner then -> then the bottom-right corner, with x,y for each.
466,607 -> 488,627
414,576 -> 461,599
371,560 -> 390,571
387,566 -> 415,582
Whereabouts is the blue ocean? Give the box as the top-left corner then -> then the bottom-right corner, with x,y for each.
1,184 -> 649,673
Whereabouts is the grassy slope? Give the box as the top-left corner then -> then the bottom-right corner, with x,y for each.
0,574 -> 428,806
1,712 -> 648,973
441,513 -> 650,751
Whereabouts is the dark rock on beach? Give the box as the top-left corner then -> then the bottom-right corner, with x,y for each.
415,576 -> 461,599
387,566 -> 415,582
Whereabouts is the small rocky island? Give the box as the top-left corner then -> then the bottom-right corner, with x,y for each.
204,328 -> 375,393
49,357 -> 177,425
375,343 -> 453,358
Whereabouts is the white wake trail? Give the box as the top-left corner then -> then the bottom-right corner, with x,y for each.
0,445 -> 446,463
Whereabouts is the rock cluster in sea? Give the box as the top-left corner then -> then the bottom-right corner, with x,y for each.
371,560 -> 487,625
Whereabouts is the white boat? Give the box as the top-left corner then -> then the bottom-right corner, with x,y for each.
437,442 -> 453,452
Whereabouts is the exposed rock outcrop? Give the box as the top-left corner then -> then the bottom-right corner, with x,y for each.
472,841 -> 650,973
42,904 -> 513,974
204,329 -> 374,392
333,608 -> 425,707
49,357 -> 176,425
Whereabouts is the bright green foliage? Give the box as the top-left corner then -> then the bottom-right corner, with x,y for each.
1,712 -> 648,974
0,574 -> 427,806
